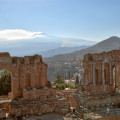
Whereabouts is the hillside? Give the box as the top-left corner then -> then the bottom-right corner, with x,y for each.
44,36 -> 120,62
37,45 -> 89,58
43,36 -> 120,81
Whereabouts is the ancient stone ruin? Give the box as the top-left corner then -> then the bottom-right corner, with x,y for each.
0,52 -> 55,99
0,52 -> 71,118
81,50 -> 120,93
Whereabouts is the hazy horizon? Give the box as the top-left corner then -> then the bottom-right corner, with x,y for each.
0,0 -> 120,43
0,0 -> 120,56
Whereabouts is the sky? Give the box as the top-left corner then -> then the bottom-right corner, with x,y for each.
0,0 -> 120,42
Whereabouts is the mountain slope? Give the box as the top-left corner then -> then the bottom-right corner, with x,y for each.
36,45 -> 89,58
44,36 -> 120,63
43,36 -> 120,81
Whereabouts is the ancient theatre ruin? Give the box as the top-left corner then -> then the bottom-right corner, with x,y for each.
0,52 -> 55,99
81,50 -> 120,93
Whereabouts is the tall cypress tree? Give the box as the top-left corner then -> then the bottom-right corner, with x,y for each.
75,75 -> 79,85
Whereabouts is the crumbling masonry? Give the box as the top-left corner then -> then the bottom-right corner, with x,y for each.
0,52 -> 55,99
82,50 -> 120,93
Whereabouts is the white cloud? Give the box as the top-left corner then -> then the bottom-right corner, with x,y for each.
0,29 -> 44,41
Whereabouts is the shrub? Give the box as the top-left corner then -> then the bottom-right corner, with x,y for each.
56,83 -> 66,90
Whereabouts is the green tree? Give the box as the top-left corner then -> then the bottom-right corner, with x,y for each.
75,75 -> 79,85
54,73 -> 78,91
54,73 -> 64,84
0,70 -> 11,95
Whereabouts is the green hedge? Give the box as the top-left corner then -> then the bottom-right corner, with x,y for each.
55,83 -> 77,90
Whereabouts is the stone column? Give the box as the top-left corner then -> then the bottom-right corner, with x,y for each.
109,62 -> 112,84
115,64 -> 118,88
115,63 -> 119,92
92,62 -> 96,86
102,61 -> 105,85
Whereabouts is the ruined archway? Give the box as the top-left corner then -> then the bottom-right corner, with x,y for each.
0,52 -> 52,100
0,64 -> 14,99
0,70 -> 11,96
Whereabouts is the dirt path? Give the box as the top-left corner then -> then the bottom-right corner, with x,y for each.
6,113 -> 64,120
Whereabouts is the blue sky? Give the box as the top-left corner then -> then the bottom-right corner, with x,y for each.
0,0 -> 120,41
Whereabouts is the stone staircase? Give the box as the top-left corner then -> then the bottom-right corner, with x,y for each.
95,108 -> 120,117
74,109 -> 83,119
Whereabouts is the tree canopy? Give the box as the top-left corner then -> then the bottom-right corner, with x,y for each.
54,73 -> 64,84
0,70 -> 11,95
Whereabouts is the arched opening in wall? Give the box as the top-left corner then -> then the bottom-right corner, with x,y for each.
25,73 -> 31,88
95,69 -> 98,83
0,70 -> 11,97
